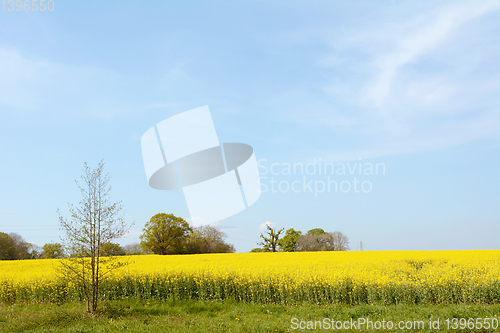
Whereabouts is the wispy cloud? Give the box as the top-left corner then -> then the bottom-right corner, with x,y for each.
294,1 -> 500,161
0,48 -> 129,119
364,1 -> 500,111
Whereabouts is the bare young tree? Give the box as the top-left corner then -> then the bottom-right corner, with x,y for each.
58,160 -> 131,313
330,231 -> 349,251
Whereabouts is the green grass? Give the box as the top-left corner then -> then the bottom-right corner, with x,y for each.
0,300 -> 499,332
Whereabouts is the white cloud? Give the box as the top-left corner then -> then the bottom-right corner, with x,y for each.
259,221 -> 275,231
121,230 -> 142,238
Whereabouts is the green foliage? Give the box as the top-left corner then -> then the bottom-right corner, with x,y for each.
278,228 -> 302,252
42,242 -> 65,259
0,232 -> 16,260
184,229 -> 205,254
254,226 -> 348,253
140,213 -> 192,255
249,248 -> 267,252
0,232 -> 32,260
258,225 -> 284,252
100,242 -> 126,257
307,228 -> 326,235
139,218 -> 234,255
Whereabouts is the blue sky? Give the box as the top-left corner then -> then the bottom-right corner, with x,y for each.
1,1 -> 499,252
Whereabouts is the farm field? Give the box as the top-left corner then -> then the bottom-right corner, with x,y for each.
1,250 -> 500,306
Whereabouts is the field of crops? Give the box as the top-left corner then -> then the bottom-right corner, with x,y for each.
1,250 -> 499,305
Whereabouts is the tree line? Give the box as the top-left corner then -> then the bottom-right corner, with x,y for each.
0,231 -> 136,259
0,221 -> 348,260
252,225 -> 349,252
0,213 -> 235,260
139,213 -> 235,255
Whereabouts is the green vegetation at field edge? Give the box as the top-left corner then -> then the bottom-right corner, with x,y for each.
0,300 -> 499,332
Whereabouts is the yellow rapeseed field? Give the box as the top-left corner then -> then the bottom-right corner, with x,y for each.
1,250 -> 499,305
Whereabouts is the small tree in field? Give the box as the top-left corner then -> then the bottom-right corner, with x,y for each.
258,224 -> 284,252
58,160 -> 131,313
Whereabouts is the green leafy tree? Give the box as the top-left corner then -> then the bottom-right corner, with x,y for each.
184,229 -> 205,254
258,224 -> 284,252
0,232 -> 16,260
42,242 -> 65,259
278,228 -> 302,252
307,228 -> 326,236
0,232 -> 32,260
100,242 -> 126,256
140,213 -> 192,255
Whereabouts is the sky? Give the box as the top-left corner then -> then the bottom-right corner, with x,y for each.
0,0 -> 499,252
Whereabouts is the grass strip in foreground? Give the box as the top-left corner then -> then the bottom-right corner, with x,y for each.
0,300 -> 499,332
